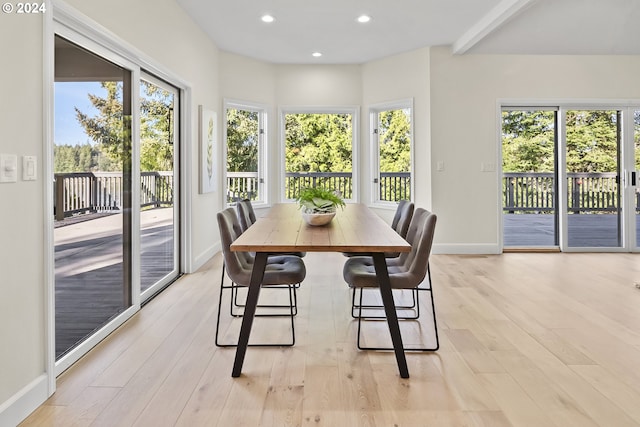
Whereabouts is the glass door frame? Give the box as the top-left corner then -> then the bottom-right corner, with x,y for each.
52,23 -> 142,376
49,5 -> 192,381
139,72 -> 181,302
558,105 -> 640,253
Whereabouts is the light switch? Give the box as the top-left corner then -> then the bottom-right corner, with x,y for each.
0,154 -> 18,183
23,156 -> 37,181
436,161 -> 445,171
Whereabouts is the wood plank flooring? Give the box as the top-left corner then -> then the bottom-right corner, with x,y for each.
21,251 -> 640,427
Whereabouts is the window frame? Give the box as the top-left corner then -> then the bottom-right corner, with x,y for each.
223,99 -> 268,208
369,99 -> 415,208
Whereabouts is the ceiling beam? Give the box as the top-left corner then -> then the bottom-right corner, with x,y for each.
452,0 -> 537,55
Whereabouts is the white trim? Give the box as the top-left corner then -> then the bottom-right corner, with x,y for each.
43,0 -> 56,398
222,99 -> 270,207
432,243 -> 501,255
278,105 -> 360,203
452,0 -> 535,54
0,375 -> 49,427
495,100 -> 505,253
181,88 -> 193,273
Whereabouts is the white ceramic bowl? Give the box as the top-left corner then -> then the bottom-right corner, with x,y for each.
301,211 -> 336,226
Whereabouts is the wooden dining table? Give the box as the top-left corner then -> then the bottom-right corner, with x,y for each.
230,203 -> 412,378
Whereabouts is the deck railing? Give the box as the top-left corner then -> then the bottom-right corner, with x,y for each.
503,172 -> 634,213
54,171 -> 173,220
285,172 -> 353,199
226,171 -> 411,202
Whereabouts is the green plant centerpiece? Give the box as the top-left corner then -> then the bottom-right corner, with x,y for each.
296,186 -> 345,226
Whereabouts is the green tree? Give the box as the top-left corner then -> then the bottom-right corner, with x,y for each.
502,110 -> 555,172
75,81 -> 125,167
140,81 -> 174,171
226,108 -> 258,172
378,109 -> 411,173
566,110 -> 618,173
75,80 -> 174,172
285,113 -> 352,173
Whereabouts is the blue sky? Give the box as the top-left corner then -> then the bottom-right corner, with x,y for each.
54,81 -> 104,146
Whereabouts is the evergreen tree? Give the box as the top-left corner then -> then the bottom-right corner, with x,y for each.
378,109 -> 411,173
226,108 -> 258,172
285,113 -> 352,173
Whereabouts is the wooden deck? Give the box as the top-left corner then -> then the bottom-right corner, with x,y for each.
504,213 -> 640,247
55,208 -> 174,359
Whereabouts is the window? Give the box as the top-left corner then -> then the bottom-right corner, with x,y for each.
224,101 -> 267,205
282,107 -> 358,202
370,100 -> 413,205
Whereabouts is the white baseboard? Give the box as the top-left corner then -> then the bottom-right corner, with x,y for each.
432,243 -> 500,255
0,374 -> 49,427
192,242 -> 221,272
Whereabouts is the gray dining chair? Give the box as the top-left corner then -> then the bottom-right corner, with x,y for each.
216,208 -> 306,347
348,200 -> 416,315
342,208 -> 439,351
233,199 -> 306,300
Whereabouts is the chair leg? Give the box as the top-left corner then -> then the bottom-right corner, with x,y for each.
351,264 -> 431,320
351,288 -> 418,319
229,284 -> 298,318
355,264 -> 438,352
215,281 -> 297,347
223,258 -> 298,316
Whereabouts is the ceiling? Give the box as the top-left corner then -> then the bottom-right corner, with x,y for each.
176,0 -> 640,64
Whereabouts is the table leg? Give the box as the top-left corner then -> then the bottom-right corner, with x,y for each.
371,252 -> 409,378
231,252 -> 268,377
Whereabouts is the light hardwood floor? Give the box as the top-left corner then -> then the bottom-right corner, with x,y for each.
21,252 -> 640,427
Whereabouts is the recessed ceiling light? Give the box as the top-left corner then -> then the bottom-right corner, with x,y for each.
261,14 -> 275,23
312,52 -> 322,58
357,15 -> 371,23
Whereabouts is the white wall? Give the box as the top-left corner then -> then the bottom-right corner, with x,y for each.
0,0 -> 221,423
0,7 -> 47,413
362,48 -> 431,221
430,46 -> 640,253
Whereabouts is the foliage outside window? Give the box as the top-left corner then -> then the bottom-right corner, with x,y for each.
284,112 -> 354,200
225,105 -> 263,204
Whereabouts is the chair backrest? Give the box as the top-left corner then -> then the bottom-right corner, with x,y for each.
393,201 -> 414,239
392,208 -> 437,289
236,199 -> 256,232
217,207 -> 253,285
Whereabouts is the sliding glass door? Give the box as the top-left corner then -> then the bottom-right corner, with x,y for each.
139,74 -> 180,299
54,33 -> 182,370
564,109 -> 622,248
502,106 -> 640,252
502,109 -> 559,248
54,35 -> 134,360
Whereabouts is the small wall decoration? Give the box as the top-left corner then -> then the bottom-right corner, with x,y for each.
199,106 -> 217,194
